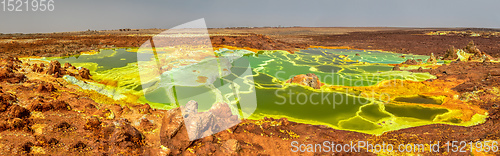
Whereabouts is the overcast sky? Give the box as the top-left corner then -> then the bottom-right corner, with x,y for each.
1,0 -> 499,33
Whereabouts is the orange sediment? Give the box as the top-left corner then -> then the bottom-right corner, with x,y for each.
332,79 -> 487,122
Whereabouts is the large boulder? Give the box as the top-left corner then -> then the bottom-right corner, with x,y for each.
182,101 -> 239,140
160,100 -> 241,154
47,60 -> 62,77
109,119 -> 144,148
78,67 -> 91,79
160,107 -> 192,155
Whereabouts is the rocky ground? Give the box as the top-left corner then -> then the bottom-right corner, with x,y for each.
273,28 -> 500,58
0,28 -> 499,155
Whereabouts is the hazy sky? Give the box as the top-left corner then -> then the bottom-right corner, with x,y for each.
1,0 -> 499,33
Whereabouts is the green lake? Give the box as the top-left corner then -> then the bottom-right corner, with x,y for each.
44,47 -> 485,135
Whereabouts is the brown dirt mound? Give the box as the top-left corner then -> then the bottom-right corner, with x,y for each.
285,73 -> 324,89
0,58 -> 26,83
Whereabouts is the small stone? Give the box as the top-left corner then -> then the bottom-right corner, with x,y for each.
402,59 -> 418,65
138,103 -> 152,114
84,116 -> 101,130
47,138 -> 59,145
51,100 -> 70,110
427,53 -> 437,64
221,139 -> 240,154
34,135 -> 48,146
72,141 -> 87,151
392,65 -> 401,71
278,118 -> 289,126
109,119 -> 144,148
417,67 -> 424,72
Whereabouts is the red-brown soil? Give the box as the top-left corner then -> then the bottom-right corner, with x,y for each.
0,31 -> 308,58
0,28 -> 499,155
297,28 -> 500,58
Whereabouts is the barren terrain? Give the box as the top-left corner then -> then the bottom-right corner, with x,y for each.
0,27 -> 499,155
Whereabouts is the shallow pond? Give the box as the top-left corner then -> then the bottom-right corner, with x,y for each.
44,48 -> 484,135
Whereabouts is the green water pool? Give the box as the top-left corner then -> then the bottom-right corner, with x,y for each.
43,47 -> 485,135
